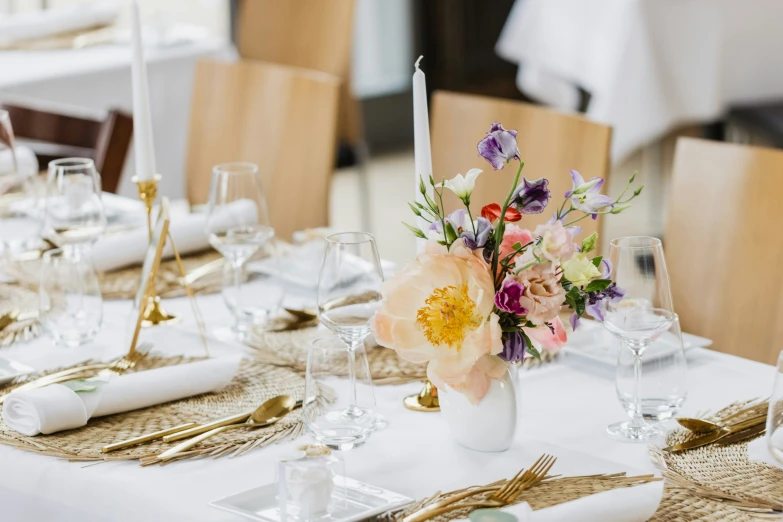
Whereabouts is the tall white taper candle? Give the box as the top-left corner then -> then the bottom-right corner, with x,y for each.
413,56 -> 434,254
130,0 -> 156,181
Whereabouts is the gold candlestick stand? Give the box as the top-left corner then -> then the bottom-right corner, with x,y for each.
403,379 -> 440,412
132,174 -> 177,327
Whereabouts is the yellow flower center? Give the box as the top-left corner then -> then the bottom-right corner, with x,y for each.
416,284 -> 482,350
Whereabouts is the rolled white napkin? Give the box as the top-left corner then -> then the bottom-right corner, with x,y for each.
455,481 -> 662,522
2,355 -> 241,436
0,145 -> 39,179
0,1 -> 120,46
91,199 -> 258,272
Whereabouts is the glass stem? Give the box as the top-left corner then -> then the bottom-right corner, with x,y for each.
627,340 -> 647,428
347,340 -> 363,412
232,260 -> 244,330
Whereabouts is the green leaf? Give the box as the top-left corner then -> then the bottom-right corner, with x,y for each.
584,279 -> 612,293
527,345 -> 541,362
581,232 -> 598,254
591,256 -> 603,268
424,193 -> 440,214
565,287 -> 585,316
61,378 -> 105,393
407,202 -> 422,217
511,241 -> 522,251
444,221 -> 459,243
402,222 -> 427,239
561,278 -> 573,291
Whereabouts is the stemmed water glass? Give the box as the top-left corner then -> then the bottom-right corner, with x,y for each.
206,162 -> 284,339
603,236 -> 675,441
316,232 -> 384,431
40,158 -> 107,346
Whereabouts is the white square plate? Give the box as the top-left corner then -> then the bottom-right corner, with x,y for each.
209,477 -> 412,522
0,357 -> 34,386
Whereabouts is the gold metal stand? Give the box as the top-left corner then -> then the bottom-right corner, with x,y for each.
132,174 -> 177,327
404,379 -> 440,412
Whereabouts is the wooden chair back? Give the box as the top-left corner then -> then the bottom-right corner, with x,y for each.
0,104 -> 132,193
235,0 -> 360,144
430,91 -> 612,241
666,137 -> 783,364
185,59 -> 340,241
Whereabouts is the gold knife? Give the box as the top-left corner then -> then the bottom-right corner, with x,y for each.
101,422 -> 199,453
665,415 -> 767,453
161,411 -> 252,443
716,423 -> 766,446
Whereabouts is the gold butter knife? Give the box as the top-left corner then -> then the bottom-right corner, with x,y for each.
162,411 -> 252,443
101,422 -> 199,453
716,423 -> 766,446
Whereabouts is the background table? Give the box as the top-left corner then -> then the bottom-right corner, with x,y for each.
0,268 -> 775,521
496,0 -> 783,161
0,27 -> 233,200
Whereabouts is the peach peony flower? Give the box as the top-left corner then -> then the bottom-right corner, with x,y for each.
515,263 -> 565,324
524,316 -> 567,351
499,224 -> 534,261
371,239 -> 504,403
431,353 -> 509,405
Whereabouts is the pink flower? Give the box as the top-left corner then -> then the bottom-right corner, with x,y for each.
371,239 -> 504,403
524,317 -> 567,351
533,220 -> 576,263
499,224 -> 534,261
515,263 -> 565,324
432,353 -> 509,405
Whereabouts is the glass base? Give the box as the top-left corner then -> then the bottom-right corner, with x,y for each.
606,420 -> 664,442
372,414 -> 388,431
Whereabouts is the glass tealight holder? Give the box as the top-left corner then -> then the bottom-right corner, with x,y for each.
277,444 -> 346,521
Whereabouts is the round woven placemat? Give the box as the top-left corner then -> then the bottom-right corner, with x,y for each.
0,355 -> 335,465
0,284 -> 41,347
649,401 -> 783,521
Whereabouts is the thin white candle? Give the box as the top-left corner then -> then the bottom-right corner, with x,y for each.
413,56 -> 434,253
130,0 -> 156,181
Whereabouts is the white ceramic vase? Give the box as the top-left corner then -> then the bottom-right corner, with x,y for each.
438,366 -> 517,452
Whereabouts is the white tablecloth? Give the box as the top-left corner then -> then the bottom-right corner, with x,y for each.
0,28 -> 233,200
0,254 -> 777,520
496,0 -> 783,161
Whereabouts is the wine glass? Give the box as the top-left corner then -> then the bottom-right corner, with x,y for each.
603,236 -> 675,441
303,336 -> 377,450
0,109 -> 20,197
317,232 -> 384,430
206,162 -> 283,339
767,350 -> 783,465
43,158 -> 107,249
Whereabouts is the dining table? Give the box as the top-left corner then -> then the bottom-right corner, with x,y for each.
0,227 -> 777,521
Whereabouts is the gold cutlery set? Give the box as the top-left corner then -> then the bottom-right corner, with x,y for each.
0,309 -> 40,347
665,401 -> 769,453
100,394 -> 301,463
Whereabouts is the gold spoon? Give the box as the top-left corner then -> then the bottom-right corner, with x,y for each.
158,395 -> 298,461
283,308 -> 318,321
677,411 -> 768,434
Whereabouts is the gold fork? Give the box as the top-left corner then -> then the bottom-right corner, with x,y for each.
403,454 -> 557,522
0,344 -> 150,404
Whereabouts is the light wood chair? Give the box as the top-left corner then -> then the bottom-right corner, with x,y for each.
665,137 -> 783,364
185,59 -> 340,241
430,91 -> 613,241
1,103 -> 132,193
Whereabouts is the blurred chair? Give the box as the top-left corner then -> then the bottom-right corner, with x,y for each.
430,91 -> 612,240
665,137 -> 783,364
235,0 -> 371,229
185,59 -> 340,241
0,103 -> 132,193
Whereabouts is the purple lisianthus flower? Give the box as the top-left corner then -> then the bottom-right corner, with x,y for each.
510,178 -> 550,214
460,217 -> 494,250
569,312 -> 580,331
566,170 -> 614,219
477,122 -> 520,170
500,330 -> 527,363
494,278 -> 528,315
585,282 -> 626,321
599,259 -> 612,279
427,209 -> 470,241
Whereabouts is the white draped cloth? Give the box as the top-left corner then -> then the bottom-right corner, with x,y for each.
496,0 -> 783,161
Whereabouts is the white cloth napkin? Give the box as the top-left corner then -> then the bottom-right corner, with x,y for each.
455,481 -> 662,522
0,1 -> 120,45
91,199 -> 258,272
0,145 -> 39,180
2,355 -> 241,436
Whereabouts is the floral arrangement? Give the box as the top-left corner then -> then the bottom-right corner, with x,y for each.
371,123 -> 643,404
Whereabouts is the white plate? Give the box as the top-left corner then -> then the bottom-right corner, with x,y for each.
561,319 -> 712,367
209,477 -> 412,522
0,357 -> 34,386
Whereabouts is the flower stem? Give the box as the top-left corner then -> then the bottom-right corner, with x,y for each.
465,202 -> 477,235
435,185 -> 450,248
492,161 -> 525,283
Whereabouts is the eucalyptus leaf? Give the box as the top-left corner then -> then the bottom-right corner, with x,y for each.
61,378 -> 106,393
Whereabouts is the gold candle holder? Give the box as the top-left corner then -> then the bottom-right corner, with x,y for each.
132,174 -> 177,327
403,379 -> 440,412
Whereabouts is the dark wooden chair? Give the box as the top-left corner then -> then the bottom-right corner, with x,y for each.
0,104 -> 133,193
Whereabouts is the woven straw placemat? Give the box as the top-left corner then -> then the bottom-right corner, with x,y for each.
0,284 -> 41,347
649,401 -> 783,521
381,473 -> 660,521
0,355 -> 335,465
